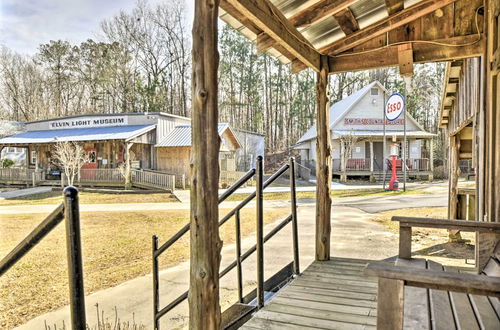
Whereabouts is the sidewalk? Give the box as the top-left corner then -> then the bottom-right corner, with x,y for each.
0,186 -> 52,200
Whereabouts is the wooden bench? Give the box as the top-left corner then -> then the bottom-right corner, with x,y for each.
365,217 -> 500,330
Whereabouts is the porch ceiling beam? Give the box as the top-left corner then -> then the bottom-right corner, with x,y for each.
224,0 -> 321,71
289,0 -> 359,28
320,0 -> 459,55
328,34 -> 484,73
257,0 -> 359,54
385,0 -> 405,15
220,1 -> 300,64
333,8 -> 359,35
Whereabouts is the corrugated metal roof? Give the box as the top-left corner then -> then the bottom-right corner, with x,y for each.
296,81 -> 378,143
156,123 -> 232,147
220,0 -> 424,61
0,125 -> 155,144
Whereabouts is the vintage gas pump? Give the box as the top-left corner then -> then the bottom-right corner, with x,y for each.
388,143 -> 399,191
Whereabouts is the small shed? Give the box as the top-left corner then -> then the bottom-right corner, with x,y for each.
155,123 -> 241,179
233,129 -> 265,171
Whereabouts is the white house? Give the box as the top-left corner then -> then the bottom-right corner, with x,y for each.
293,81 -> 435,181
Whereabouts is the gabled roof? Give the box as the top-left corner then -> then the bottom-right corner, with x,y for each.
156,123 -> 241,149
295,81 -> 431,145
296,81 -> 379,144
0,125 -> 156,145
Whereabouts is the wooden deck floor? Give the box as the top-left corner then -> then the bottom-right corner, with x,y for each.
240,257 -> 378,330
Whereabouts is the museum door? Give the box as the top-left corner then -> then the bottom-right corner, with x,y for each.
82,148 -> 97,169
373,142 -> 384,170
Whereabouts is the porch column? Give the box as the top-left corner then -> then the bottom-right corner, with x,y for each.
429,138 -> 434,180
189,0 -> 222,329
448,134 -> 461,242
315,55 -> 332,261
369,140 -> 374,172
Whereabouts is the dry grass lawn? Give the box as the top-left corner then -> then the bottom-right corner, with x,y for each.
370,207 -> 476,267
0,207 -> 290,329
0,191 -> 178,206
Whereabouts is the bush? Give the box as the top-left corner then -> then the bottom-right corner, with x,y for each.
1,158 -> 14,168
433,165 -> 448,179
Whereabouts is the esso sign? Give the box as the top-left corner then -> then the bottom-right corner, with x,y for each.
385,93 -> 405,121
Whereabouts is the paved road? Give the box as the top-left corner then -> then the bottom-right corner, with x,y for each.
0,186 -> 52,200
0,192 -> 447,215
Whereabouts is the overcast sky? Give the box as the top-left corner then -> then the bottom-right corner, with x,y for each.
0,0 -> 195,55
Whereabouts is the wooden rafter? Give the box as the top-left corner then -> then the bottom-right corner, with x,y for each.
328,34 -> 484,73
333,8 -> 359,35
225,0 -> 321,71
385,0 -> 405,15
320,0 -> 459,55
220,1 -> 299,64
289,0 -> 359,27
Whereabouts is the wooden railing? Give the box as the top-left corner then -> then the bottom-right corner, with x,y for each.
407,158 -> 430,171
346,158 -> 370,171
131,169 -> 175,191
0,168 -> 44,183
78,168 -> 123,183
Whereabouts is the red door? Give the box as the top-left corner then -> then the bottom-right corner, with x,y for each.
82,148 -> 97,169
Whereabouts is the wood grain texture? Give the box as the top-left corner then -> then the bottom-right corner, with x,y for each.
189,0 -> 222,328
321,0 -> 459,55
289,0 -> 358,28
315,55 -> 332,261
225,0 -> 320,71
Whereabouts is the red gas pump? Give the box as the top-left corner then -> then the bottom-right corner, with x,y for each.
388,143 -> 399,191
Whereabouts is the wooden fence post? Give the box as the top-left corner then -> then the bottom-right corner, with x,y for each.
315,55 -> 332,261
189,0 -> 222,329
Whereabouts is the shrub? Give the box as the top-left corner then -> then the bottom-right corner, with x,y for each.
1,158 -> 14,168
433,165 -> 448,179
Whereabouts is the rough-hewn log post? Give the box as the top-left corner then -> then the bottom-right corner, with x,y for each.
189,0 -> 222,329
315,55 -> 332,261
448,134 -> 461,241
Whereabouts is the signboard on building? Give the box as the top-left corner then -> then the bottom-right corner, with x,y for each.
385,93 -> 405,121
49,116 -> 128,129
344,118 -> 405,125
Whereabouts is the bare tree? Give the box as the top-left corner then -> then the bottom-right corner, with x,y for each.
52,141 -> 87,186
340,131 -> 359,182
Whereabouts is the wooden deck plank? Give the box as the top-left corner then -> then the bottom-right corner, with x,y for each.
470,294 -> 500,329
284,285 -> 377,301
292,278 -> 378,294
445,266 -> 481,330
270,296 -> 373,316
252,310 -> 374,330
279,289 -> 377,308
240,258 -> 378,329
427,260 -> 456,330
265,302 -> 377,325
396,258 -> 431,330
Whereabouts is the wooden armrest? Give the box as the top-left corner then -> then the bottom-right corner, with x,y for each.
392,217 -> 500,233
365,262 -> 500,297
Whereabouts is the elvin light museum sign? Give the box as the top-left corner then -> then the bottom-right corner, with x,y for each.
49,116 -> 128,129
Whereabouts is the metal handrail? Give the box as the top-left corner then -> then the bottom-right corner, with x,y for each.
0,187 -> 86,328
152,157 -> 300,329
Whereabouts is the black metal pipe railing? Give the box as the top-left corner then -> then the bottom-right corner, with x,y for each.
0,203 -> 64,276
0,186 -> 86,329
156,214 -> 293,321
152,158 -> 299,329
290,157 -> 300,275
256,156 -> 264,308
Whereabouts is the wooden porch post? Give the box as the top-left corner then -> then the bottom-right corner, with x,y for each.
429,138 -> 434,180
189,0 -> 222,329
369,140 -> 374,172
315,55 -> 332,261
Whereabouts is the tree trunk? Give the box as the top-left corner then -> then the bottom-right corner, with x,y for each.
189,0 -> 222,329
315,55 -> 332,261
